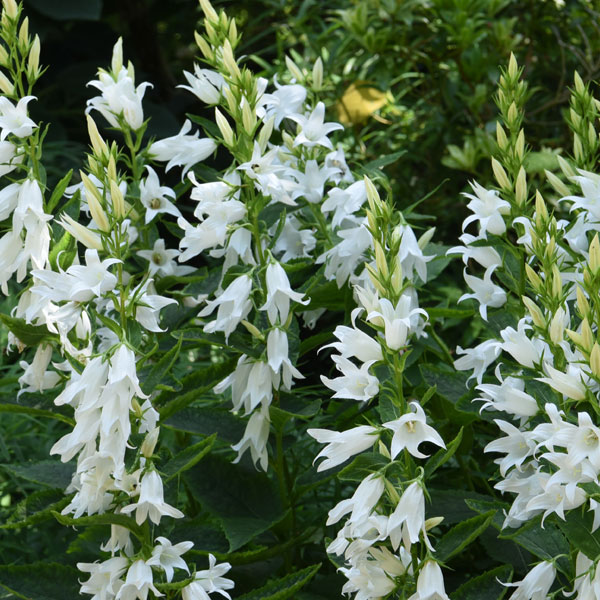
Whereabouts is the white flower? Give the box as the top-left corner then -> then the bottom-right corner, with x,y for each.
387,482 -> 430,552
179,65 -> 226,104
199,275 -> 253,339
536,362 -> 587,401
408,560 -> 450,600
308,425 -> 379,471
383,402 -> 445,460
149,119 -> 217,176
182,554 -> 234,600
256,83 -> 307,128
18,343 -> 60,395
447,232 -> 502,269
476,372 -> 538,422
458,265 -> 507,320
260,262 -> 308,325
323,318 -> 383,363
147,536 -> 193,583
454,340 -> 500,383
87,55 -> 151,130
121,470 -> 184,525
116,559 -> 163,600
78,556 -> 129,600
139,166 -> 179,223
397,224 -> 433,283
289,101 -> 343,149
266,328 -> 303,389
232,403 -> 271,471
321,355 -> 379,402
461,181 -> 510,236
321,181 -> 367,228
272,215 -> 316,262
485,420 -> 537,477
499,319 -> 544,369
502,560 -> 555,600
327,474 -> 384,526
0,96 -> 37,139
137,238 -> 194,277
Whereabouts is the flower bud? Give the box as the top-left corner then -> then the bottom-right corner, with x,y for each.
590,344 -> 600,378
111,38 -> 123,75
418,227 -> 436,250
374,241 -> 389,279
257,116 -> 275,152
59,214 -> 103,250
557,154 -> 576,178
491,158 -> 511,191
0,45 -> 8,66
574,133 -> 584,162
199,0 -> 219,23
215,108 -> 235,146
534,190 -> 548,227
551,264 -> 562,299
18,16 -> 28,47
364,176 -> 382,213
222,39 -> 241,80
228,19 -> 238,45
574,70 -> 585,95
515,166 -> 527,206
2,0 -> 17,19
588,122 -> 596,148
590,234 -> 600,274
107,154 -> 117,181
0,70 -> 13,95
525,263 -> 543,293
194,31 -> 214,61
496,122 -> 508,150
549,307 -> 565,345
544,169 -> 570,197
508,53 -> 518,79
86,114 -> 108,158
507,102 -> 518,127
515,129 -> 525,161
27,34 -> 40,79
240,319 -> 264,341
577,286 -> 591,319
570,108 -> 581,129
285,55 -> 304,82
522,296 -> 545,329
425,516 -> 444,531
110,180 -> 125,219
312,57 -> 323,91
241,99 -> 256,135
378,440 -> 390,460
366,263 -> 386,296
141,427 -> 160,458
80,171 -> 109,232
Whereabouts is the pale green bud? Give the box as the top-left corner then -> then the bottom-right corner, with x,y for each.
194,31 -> 214,61
86,114 -> 108,158
574,133 -> 584,162
507,102 -> 518,127
589,234 -> 600,274
2,0 -> 17,19
515,167 -> 527,206
0,71 -> 13,95
544,169 -> 570,197
110,180 -> 125,220
496,122 -> 508,150
374,241 -> 389,279
59,214 -> 103,250
257,115 -> 275,152
522,296 -> 545,329
577,287 -> 591,319
535,190 -> 548,227
312,57 -> 323,91
141,427 -> 160,458
241,100 -> 256,135
199,0 -> 219,23
111,38 -> 123,75
570,108 -> 581,129
551,264 -> 562,299
418,227 -> 436,250
557,154 -> 576,178
588,122 -> 596,147
222,39 -> 241,80
364,176 -> 382,214
27,34 -> 40,79
515,129 -> 525,161
81,172 -> 109,232
18,17 -> 28,47
574,70 -> 585,95
491,158 -> 511,191
549,307 -> 565,345
525,263 -> 543,292
590,344 -> 600,378
285,55 -> 303,82
240,320 -> 265,341
508,53 -> 518,80
215,108 -> 235,146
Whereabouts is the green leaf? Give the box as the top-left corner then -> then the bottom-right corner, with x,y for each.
338,452 -> 389,482
48,228 -> 76,271
0,399 -> 74,425
52,510 -> 145,541
0,315 -> 58,346
500,514 -> 569,563
436,510 -> 496,563
173,328 -> 262,358
453,564 -> 513,600
162,434 -> 216,482
1,489 -> 70,529
164,406 -> 244,443
158,358 -> 237,421
46,169 -> 73,213
237,564 -> 321,600
361,150 -> 406,171
424,427 -> 463,477
25,0 -> 102,20
139,335 -> 182,396
426,307 -> 475,320
183,454 -> 286,551
557,507 -> 600,560
0,562 -> 80,600
1,460 -> 73,489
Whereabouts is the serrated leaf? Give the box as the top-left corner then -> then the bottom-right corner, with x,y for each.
338,452 -> 389,482
237,564 -> 321,600
0,315 -> 58,347
436,510 -> 495,563
453,564 -> 513,600
424,427 -> 463,477
184,454 -> 286,551
139,335 -> 182,396
52,510 -> 145,541
163,434 -> 216,482
0,562 -> 80,600
1,460 -> 73,489
164,406 -> 244,443
500,514 -> 569,562
1,489 -> 69,529
557,507 -> 600,560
